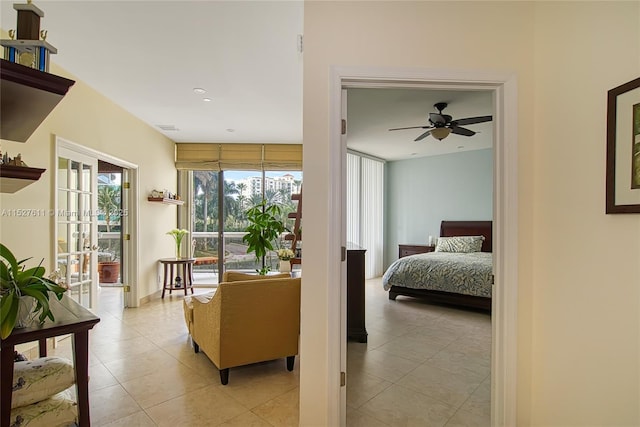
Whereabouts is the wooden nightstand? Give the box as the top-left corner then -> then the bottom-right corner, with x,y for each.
398,244 -> 435,258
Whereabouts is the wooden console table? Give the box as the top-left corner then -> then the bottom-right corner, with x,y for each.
347,243 -> 367,343
0,295 -> 100,427
159,258 -> 195,298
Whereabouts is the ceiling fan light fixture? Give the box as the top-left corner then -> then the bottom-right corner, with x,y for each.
431,127 -> 451,140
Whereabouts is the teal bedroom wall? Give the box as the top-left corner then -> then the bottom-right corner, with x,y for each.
384,148 -> 493,268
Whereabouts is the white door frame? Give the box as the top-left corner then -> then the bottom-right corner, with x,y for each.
54,136 -> 140,308
327,67 -> 518,426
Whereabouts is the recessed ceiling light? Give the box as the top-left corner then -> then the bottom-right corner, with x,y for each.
226,128 -> 235,133
193,88 -> 206,94
202,98 -> 212,102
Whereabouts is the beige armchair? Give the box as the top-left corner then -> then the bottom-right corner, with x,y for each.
183,272 -> 300,385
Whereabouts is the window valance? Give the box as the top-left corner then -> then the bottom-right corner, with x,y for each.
175,143 -> 302,171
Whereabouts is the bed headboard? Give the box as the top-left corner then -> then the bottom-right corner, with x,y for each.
440,221 -> 493,252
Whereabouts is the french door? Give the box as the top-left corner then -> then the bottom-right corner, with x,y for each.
55,147 -> 98,309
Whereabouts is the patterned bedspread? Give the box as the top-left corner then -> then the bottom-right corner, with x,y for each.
382,252 -> 493,298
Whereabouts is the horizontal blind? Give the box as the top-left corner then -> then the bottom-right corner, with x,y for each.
175,143 -> 220,170
176,143 -> 302,171
263,144 -> 303,170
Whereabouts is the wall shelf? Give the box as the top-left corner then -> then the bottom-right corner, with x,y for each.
147,197 -> 184,206
0,59 -> 75,142
0,165 -> 46,193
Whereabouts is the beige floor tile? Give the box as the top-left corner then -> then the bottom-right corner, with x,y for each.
375,334 -> 451,363
444,408 -> 491,427
351,348 -> 421,383
103,348 -> 181,383
91,335 -> 161,364
346,371 -> 393,408
396,363 -> 484,408
457,378 -> 491,420
89,362 -> 119,391
252,387 -> 299,427
89,384 -> 142,426
145,384 -> 247,427
359,384 -> 457,427
99,410 -> 157,427
221,367 -> 299,409
120,363 -> 217,409
218,411 -> 273,427
346,407 -> 391,426
427,347 -> 490,381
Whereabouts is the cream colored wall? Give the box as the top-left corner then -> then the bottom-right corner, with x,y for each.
531,3 -> 640,425
0,63 -> 177,302
303,1 -> 639,426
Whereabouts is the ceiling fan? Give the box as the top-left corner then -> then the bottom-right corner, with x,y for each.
389,102 -> 492,141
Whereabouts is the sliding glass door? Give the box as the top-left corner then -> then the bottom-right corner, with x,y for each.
190,169 -> 302,283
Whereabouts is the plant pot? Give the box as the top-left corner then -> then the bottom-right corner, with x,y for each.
15,296 -> 36,328
279,260 -> 291,273
98,261 -> 120,283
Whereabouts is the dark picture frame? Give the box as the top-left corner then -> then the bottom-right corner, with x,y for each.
606,77 -> 640,214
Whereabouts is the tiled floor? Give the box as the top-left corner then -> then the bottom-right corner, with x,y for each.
38,277 -> 490,426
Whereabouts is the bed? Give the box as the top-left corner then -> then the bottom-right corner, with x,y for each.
383,221 -> 492,311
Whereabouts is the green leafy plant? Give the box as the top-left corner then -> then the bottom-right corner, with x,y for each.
243,200 -> 287,275
0,243 -> 67,339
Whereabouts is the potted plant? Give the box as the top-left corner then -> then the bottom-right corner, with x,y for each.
243,200 -> 287,275
276,248 -> 295,273
0,243 -> 67,339
97,249 -> 120,284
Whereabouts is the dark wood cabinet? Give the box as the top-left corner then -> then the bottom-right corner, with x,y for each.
398,244 -> 435,258
347,243 -> 367,343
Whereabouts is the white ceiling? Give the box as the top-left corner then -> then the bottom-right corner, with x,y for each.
1,0 -> 304,143
347,88 -> 494,161
1,1 -> 493,161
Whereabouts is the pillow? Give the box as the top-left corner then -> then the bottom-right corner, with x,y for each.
435,235 -> 485,253
11,389 -> 77,426
11,357 -> 75,409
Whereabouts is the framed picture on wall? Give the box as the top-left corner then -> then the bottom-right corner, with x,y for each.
606,76 -> 640,214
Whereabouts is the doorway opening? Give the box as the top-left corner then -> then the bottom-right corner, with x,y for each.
55,137 -> 139,311
97,160 -> 123,288
344,87 -> 494,425
320,67 -> 518,426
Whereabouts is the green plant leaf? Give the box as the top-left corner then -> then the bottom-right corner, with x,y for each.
20,288 -> 50,323
0,292 -> 18,339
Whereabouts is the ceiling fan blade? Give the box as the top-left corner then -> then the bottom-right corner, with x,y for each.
453,115 -> 493,126
451,126 -> 476,136
414,129 -> 433,141
389,125 -> 431,131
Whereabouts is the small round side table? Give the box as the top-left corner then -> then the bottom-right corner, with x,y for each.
159,258 -> 195,298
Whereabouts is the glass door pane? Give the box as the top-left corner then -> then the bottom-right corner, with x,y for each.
56,148 -> 98,310
264,171 -> 303,270
222,171 -> 264,273
97,169 -> 122,288
191,171 -> 220,284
